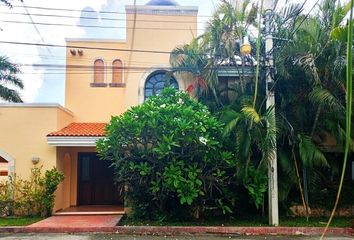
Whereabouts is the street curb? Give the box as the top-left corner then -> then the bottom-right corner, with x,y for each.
0,226 -> 352,236
115,226 -> 353,236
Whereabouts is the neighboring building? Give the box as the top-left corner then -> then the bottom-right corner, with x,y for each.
0,0 -> 197,212
0,156 -> 9,182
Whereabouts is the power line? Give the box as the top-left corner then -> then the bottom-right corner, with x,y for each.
0,11 -> 209,24
1,50 -> 173,65
0,40 -> 173,55
287,0 -> 320,40
126,0 -> 137,85
0,40 -> 219,57
0,20 -> 198,31
19,68 -> 244,75
0,40 -> 249,67
259,0 -> 321,110
11,5 -> 212,18
23,63 -> 243,71
22,3 -> 53,56
19,71 -> 151,75
269,0 -> 314,55
17,63 -> 249,76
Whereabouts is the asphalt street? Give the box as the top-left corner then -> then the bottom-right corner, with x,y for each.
0,234 -> 352,240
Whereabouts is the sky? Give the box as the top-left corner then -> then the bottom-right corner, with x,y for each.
0,0 -> 314,104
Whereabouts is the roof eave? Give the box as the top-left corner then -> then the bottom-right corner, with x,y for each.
47,136 -> 104,147
217,66 -> 255,77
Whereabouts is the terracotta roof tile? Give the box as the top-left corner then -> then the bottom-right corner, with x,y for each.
47,123 -> 107,137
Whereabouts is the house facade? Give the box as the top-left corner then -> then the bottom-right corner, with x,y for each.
0,0 -> 197,212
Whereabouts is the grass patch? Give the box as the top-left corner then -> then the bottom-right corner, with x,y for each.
119,216 -> 352,228
0,216 -> 43,226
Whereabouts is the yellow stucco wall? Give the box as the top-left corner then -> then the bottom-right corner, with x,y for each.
125,10 -> 197,109
65,41 -> 128,122
0,106 -> 73,179
65,6 -> 197,122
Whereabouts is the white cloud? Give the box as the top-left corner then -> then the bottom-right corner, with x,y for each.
0,0 -> 106,102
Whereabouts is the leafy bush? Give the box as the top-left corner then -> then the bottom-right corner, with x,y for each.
0,181 -> 13,216
42,168 -> 65,216
97,88 -> 234,220
12,168 -> 43,216
0,167 -> 64,217
244,166 -> 268,209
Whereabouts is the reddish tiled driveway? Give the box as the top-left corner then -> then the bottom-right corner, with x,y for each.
25,215 -> 122,233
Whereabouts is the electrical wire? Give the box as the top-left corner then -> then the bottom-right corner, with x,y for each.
0,11 -> 209,24
10,4 -> 212,18
1,50 -> 175,66
0,20 -> 198,31
258,0 -> 321,111
0,40 -> 225,57
0,40 -> 174,55
22,3 -> 53,56
125,0 -> 137,84
20,63 -> 246,71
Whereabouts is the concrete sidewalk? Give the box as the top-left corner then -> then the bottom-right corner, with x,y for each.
25,215 -> 122,233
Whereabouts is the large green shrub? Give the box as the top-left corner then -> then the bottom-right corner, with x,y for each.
97,88 -> 234,219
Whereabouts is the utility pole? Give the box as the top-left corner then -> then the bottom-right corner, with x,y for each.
264,0 -> 279,226
233,0 -> 242,11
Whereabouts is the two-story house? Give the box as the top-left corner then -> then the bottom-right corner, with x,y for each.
0,0 -> 197,213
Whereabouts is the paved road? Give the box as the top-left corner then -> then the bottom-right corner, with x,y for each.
0,234 -> 352,240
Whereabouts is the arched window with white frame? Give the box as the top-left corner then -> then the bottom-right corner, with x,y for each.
144,71 -> 178,101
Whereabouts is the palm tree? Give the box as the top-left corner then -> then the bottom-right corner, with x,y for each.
170,38 -> 217,98
202,0 -> 257,61
170,0 -> 351,215
0,0 -> 24,102
0,56 -> 23,102
204,0 -> 258,96
220,103 -> 277,211
274,0 -> 351,212
170,0 -> 258,103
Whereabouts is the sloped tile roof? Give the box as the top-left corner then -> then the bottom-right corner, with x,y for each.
47,123 -> 107,137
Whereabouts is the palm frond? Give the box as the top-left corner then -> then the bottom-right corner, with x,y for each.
0,56 -> 23,102
297,133 -> 329,168
220,109 -> 242,136
294,54 -> 320,85
0,84 -> 22,102
241,105 -> 261,124
308,87 -> 344,110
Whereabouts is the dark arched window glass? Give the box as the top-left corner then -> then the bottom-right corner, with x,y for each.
144,71 -> 178,100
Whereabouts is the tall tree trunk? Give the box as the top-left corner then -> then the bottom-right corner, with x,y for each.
292,147 -> 309,220
303,105 -> 322,219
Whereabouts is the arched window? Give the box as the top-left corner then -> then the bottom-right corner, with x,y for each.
93,59 -> 104,84
112,59 -> 123,84
144,71 -> 178,100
